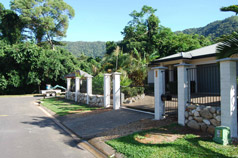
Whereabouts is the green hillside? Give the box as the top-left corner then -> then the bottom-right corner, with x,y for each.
62,41 -> 106,57
177,16 -> 238,40
62,16 -> 238,58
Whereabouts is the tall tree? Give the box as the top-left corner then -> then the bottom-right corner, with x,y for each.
217,4 -> 238,58
221,5 -> 238,15
121,5 -> 159,56
10,0 -> 75,49
0,3 -> 25,44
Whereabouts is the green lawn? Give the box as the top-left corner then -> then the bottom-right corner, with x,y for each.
41,97 -> 102,116
106,124 -> 238,158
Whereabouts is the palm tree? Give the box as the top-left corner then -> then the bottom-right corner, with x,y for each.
220,5 -> 238,15
216,32 -> 238,59
217,4 -> 238,59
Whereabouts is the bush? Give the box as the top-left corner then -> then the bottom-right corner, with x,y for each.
92,73 -> 104,95
0,41 -> 80,94
121,87 -> 144,98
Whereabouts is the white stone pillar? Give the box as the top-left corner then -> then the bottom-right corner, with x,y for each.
219,59 -> 237,138
75,77 -> 80,102
113,72 -> 121,110
87,76 -> 93,104
152,67 -> 167,120
168,66 -> 174,82
104,74 -> 111,108
176,63 -> 191,126
66,78 -> 71,99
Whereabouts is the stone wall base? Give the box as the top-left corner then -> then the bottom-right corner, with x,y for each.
66,92 -> 104,107
185,104 -> 221,135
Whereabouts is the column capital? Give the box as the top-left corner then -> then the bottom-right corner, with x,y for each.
175,63 -> 193,67
112,72 -> 122,76
104,73 -> 112,76
86,75 -> 93,78
217,58 -> 238,63
152,66 -> 167,70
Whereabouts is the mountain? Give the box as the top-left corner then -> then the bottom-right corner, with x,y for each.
62,41 -> 106,58
177,16 -> 238,40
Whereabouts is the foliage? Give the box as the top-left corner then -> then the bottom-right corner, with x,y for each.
0,3 -> 25,44
92,73 -> 104,95
76,54 -> 102,76
0,75 -> 7,90
216,3 -> 238,59
10,0 -> 75,48
178,16 -> 238,40
221,5 -> 238,15
0,41 -> 79,94
216,33 -> 238,59
106,41 -> 117,55
62,41 -> 106,58
41,97 -> 102,116
121,87 -> 144,98
107,124 -> 238,158
120,5 -> 159,56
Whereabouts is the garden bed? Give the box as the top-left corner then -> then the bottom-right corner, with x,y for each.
40,97 -> 102,116
106,123 -> 238,158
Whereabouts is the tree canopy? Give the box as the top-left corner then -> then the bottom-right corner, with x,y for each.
0,3 -> 25,44
119,5 -> 212,59
10,0 -> 75,49
0,41 -> 80,94
216,4 -> 238,58
220,5 -> 238,15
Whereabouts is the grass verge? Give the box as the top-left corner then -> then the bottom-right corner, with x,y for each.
106,123 -> 238,158
41,97 -> 102,116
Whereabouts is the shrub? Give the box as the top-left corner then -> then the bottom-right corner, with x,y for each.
92,73 -> 104,95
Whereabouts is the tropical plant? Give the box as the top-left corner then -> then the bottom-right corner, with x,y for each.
0,41 -> 79,94
0,3 -> 25,44
216,4 -> 238,59
216,33 -> 238,59
10,0 -> 75,49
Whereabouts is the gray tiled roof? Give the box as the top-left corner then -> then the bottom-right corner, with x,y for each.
153,43 -> 220,62
65,70 -> 93,78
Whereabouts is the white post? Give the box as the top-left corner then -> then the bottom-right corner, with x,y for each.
87,76 -> 93,104
75,77 -> 80,102
66,78 -> 71,99
219,59 -> 237,138
113,72 -> 121,110
176,63 -> 191,126
152,67 -> 167,120
104,74 -> 111,108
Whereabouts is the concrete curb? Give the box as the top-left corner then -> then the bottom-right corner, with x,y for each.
36,102 -> 108,158
88,138 -> 125,158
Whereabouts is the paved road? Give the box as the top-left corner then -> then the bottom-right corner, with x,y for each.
0,96 -> 95,158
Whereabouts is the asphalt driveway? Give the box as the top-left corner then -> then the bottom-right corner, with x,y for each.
0,96 -> 95,158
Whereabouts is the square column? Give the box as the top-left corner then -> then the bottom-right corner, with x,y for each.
219,59 -> 237,138
176,63 -> 192,126
104,74 -> 111,108
66,78 -> 71,99
75,77 -> 80,102
152,67 -> 167,120
113,72 -> 121,110
87,76 -> 93,104
67,78 -> 71,91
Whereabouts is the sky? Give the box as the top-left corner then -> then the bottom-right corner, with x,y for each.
1,0 -> 238,42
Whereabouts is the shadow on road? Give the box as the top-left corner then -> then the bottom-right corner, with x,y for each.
21,116 -> 84,150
